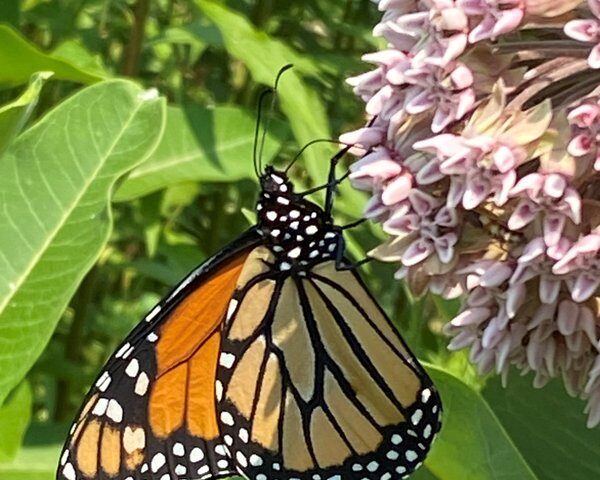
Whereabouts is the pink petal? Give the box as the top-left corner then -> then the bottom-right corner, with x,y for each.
435,206 -> 458,227
382,173 -> 413,205
480,262 -> 513,287
450,307 -> 491,327
455,87 -> 476,120
508,200 -> 538,230
557,300 -> 579,335
366,85 -> 394,115
416,159 -> 445,184
575,234 -> 600,253
462,174 -> 490,209
588,43 -> 600,69
441,34 -> 468,65
434,232 -> 458,263
405,88 -> 436,115
383,212 -> 419,235
492,9 -> 524,38
495,170 -> 516,206
493,145 -> 518,173
450,64 -> 473,89
568,103 -> 600,128
510,173 -> 544,197
564,19 -> 600,43
363,194 -> 389,219
339,127 -> 384,148
519,237 -> 546,263
447,176 -> 466,208
402,238 -> 434,266
506,283 -> 526,318
567,133 -> 593,157
543,212 -> 565,246
543,173 -> 567,198
571,272 -> 600,302
413,134 -> 463,155
408,189 -> 439,214
561,188 -> 582,224
539,277 -> 561,304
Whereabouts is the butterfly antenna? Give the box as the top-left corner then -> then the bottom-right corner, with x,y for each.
257,64 -> 294,173
285,139 -> 355,173
253,87 -> 274,178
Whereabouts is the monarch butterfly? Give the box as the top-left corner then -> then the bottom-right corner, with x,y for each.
57,76 -> 442,480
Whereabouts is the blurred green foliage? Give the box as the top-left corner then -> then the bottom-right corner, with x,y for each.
0,1 -> 599,479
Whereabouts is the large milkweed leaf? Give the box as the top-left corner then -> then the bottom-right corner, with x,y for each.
0,80 -> 166,406
0,72 -> 53,157
484,373 -> 600,480
115,104 -> 287,201
424,365 -> 538,480
0,25 -> 105,89
0,383 -> 31,462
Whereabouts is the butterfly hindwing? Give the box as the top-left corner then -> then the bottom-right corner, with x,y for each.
57,231 -> 260,480
216,249 -> 442,480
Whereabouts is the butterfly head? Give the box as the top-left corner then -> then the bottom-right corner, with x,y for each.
259,166 -> 293,195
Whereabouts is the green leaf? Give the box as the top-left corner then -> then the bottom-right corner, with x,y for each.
115,105 -> 286,201
425,365 -> 538,480
0,383 -> 32,462
484,373 -> 600,480
195,1 -> 330,174
0,422 -> 66,480
50,40 -> 109,78
0,80 -> 166,406
0,71 -> 52,157
197,0 -> 366,218
0,25 -> 105,89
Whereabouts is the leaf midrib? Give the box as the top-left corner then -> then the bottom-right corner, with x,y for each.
0,91 -> 145,318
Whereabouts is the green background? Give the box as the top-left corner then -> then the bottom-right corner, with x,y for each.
0,1 -> 598,479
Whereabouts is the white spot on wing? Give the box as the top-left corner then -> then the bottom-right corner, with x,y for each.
125,359 -> 139,377
151,453 -> 166,472
173,442 -> 185,456
135,372 -> 149,396
219,352 -> 235,369
411,409 -> 423,425
249,454 -> 263,467
227,299 -> 239,320
145,305 -> 162,322
220,411 -> 234,426
405,450 -> 418,462
190,447 -> 204,463
106,399 -> 123,423
92,398 -> 108,416
115,343 -> 131,358
62,463 -> 76,480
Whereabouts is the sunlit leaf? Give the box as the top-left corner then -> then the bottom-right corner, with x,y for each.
0,71 -> 52,157
0,25 -> 105,88
484,373 -> 600,480
0,383 -> 32,462
116,104 -> 286,201
0,80 -> 165,406
424,365 -> 538,480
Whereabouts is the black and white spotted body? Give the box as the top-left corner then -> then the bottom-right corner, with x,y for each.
257,167 -> 341,272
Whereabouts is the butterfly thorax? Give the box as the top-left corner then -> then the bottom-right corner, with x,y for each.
256,168 -> 341,272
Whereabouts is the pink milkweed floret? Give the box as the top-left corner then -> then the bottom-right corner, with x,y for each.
346,0 -> 600,427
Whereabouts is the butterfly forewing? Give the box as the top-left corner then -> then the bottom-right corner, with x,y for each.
57,234 -> 259,480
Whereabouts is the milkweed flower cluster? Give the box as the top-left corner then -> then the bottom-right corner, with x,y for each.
344,0 -> 600,426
